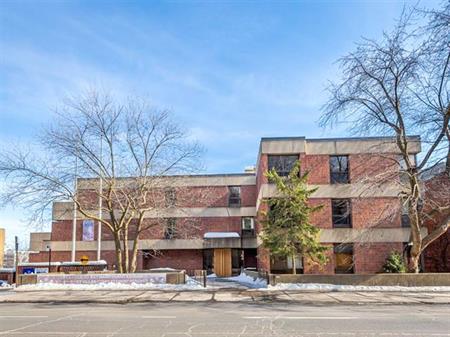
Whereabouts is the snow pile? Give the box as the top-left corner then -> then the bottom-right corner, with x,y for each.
17,276 -> 204,291
225,273 -> 267,288
0,281 -> 12,288
269,283 -> 450,292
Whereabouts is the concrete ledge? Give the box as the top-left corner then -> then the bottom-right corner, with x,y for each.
270,273 -> 450,287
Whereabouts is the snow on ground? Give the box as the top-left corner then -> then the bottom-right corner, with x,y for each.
16,276 -> 205,291
269,283 -> 450,292
0,281 -> 11,288
225,273 -> 267,288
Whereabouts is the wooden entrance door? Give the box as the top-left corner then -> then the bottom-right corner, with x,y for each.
213,248 -> 232,277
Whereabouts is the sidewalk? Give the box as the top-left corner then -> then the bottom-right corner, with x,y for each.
1,288 -> 449,305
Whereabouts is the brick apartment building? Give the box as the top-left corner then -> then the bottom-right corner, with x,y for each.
29,136 -> 423,276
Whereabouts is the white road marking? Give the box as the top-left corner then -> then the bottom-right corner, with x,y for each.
0,316 -> 49,318
141,315 -> 176,319
243,316 -> 358,320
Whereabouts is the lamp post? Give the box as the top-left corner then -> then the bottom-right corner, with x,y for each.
46,244 -> 52,273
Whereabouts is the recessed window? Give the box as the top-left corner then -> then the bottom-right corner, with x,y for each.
332,199 -> 352,228
242,217 -> 255,237
228,186 -> 241,207
268,155 -> 298,177
401,202 -> 410,227
164,187 -> 176,207
334,243 -> 354,274
164,218 -> 176,239
330,155 -> 349,184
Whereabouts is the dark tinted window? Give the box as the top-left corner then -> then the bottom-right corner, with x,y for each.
401,203 -> 410,227
164,187 -> 176,207
228,186 -> 241,207
330,155 -> 349,183
164,218 -> 176,239
332,199 -> 352,228
268,155 -> 298,176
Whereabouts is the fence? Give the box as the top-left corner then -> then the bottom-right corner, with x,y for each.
185,269 -> 207,287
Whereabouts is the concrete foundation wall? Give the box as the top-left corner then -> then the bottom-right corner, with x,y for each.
270,273 -> 450,286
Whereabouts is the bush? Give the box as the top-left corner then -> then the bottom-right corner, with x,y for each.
383,251 -> 407,273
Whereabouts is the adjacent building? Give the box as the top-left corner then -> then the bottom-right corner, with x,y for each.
0,228 -> 4,267
29,136 -> 423,276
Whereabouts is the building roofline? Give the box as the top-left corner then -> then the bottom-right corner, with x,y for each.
260,135 -> 421,142
77,172 -> 255,181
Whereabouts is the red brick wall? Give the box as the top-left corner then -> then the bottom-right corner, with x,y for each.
301,154 -> 330,184
423,173 -> 450,272
309,198 -> 332,229
257,246 -> 270,272
349,154 -> 398,183
354,242 -> 403,274
303,245 -> 334,274
139,217 -> 242,239
143,250 -> 203,270
77,185 -> 256,210
51,216 -> 244,242
351,198 -> 401,229
256,154 -> 268,191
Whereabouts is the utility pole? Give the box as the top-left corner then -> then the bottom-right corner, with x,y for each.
14,236 -> 18,271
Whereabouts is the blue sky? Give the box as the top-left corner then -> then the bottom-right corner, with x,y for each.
0,0 -> 442,248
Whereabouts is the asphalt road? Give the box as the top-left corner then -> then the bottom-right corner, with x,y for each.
0,302 -> 449,337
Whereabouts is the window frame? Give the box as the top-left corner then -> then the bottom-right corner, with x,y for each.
164,187 -> 177,207
331,199 -> 352,228
267,154 -> 299,177
164,218 -> 177,239
241,217 -> 255,237
329,155 -> 349,184
228,186 -> 241,208
334,243 -> 354,274
401,202 -> 411,228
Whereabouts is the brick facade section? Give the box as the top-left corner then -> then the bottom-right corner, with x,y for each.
354,242 -> 403,274
32,141 -> 413,275
423,173 -> 450,272
303,245 -> 335,274
349,154 -> 399,183
301,154 -> 330,184
309,199 -> 332,229
351,198 -> 401,229
143,250 -> 203,270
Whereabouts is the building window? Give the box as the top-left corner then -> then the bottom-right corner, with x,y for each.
164,218 -> 176,239
334,243 -> 354,274
330,155 -> 349,184
332,199 -> 352,228
242,217 -> 255,237
164,187 -> 176,207
268,155 -> 298,177
401,202 -> 410,227
228,186 -> 241,207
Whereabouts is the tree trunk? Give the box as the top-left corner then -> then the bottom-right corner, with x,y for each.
130,234 -> 140,273
292,254 -> 296,275
113,231 -> 123,273
123,226 -> 129,273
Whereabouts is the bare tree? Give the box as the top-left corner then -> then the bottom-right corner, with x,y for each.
0,91 -> 203,273
320,4 -> 449,272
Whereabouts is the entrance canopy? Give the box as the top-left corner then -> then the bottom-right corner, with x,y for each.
203,232 -> 241,249
204,232 -> 240,239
